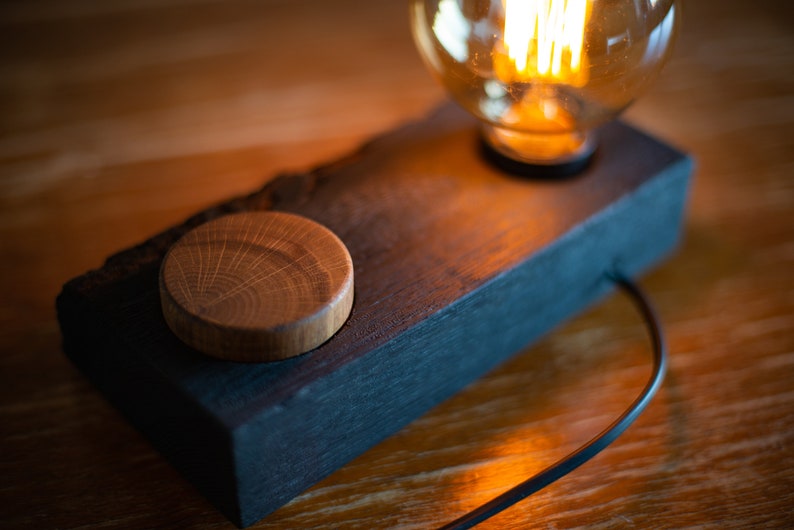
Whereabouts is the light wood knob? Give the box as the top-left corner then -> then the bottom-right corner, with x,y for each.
159,211 -> 354,362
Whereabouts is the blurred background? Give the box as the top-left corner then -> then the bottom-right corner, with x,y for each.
1,0 -> 792,528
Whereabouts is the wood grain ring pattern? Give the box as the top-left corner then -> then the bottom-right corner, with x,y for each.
159,211 -> 354,362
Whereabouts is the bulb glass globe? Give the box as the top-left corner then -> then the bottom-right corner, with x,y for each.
410,0 -> 681,167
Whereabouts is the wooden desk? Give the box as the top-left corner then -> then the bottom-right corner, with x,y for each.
1,0 -> 792,528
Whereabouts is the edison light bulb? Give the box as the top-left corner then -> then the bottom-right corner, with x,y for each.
410,0 -> 680,170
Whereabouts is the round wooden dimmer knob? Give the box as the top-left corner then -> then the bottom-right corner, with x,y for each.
159,211 -> 354,362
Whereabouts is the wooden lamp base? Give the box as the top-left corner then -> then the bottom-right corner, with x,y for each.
56,104 -> 692,527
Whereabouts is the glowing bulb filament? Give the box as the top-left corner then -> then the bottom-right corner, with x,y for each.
499,0 -> 590,86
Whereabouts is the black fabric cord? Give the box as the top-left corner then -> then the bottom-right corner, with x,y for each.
440,274 -> 668,529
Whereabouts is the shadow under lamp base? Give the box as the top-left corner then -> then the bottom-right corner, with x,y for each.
56,103 -> 692,528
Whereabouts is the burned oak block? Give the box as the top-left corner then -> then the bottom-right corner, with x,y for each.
57,104 -> 692,527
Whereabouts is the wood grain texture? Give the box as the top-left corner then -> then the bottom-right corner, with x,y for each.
160,211 -> 354,361
1,0 -> 793,529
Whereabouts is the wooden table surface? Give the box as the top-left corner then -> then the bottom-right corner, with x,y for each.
1,0 -> 792,528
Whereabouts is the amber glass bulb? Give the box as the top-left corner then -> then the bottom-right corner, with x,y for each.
410,0 -> 680,167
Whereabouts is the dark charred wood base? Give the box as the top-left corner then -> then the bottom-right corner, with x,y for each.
56,104 -> 693,527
